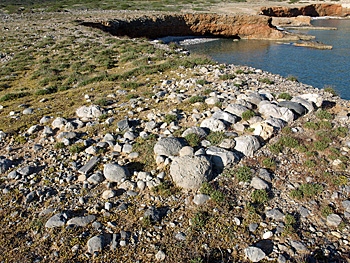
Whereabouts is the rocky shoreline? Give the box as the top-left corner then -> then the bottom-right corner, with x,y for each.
0,7 -> 350,263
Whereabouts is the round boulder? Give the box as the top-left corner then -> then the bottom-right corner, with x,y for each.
234,135 -> 261,157
170,155 -> 212,190
103,163 -> 130,183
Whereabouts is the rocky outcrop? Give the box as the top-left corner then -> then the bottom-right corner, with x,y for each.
260,4 -> 350,17
82,13 -> 288,40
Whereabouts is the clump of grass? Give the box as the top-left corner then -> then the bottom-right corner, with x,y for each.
269,142 -> 283,154
290,183 -> 323,200
95,98 -> 108,106
316,109 -> 333,120
332,126 -> 348,138
163,114 -> 177,124
241,110 -> 255,121
323,86 -> 338,96
69,143 -> 85,154
200,182 -> 225,203
196,79 -> 207,86
278,92 -> 292,100
152,181 -> 178,197
304,159 -> 317,168
206,131 -> 227,146
235,69 -> 245,74
280,135 -> 299,148
54,142 -> 65,149
35,86 -> 57,95
286,75 -> 299,82
191,211 -> 209,229
189,95 -> 205,104
219,74 -> 235,80
235,165 -> 252,183
282,214 -> 298,236
304,121 -> 319,130
262,157 -> 276,169
321,205 -> 334,217
251,189 -> 269,204
259,78 -> 274,85
184,133 -> 201,147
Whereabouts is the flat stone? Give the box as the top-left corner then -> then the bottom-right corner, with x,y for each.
206,146 -> 239,169
212,110 -> 238,124
225,104 -> 249,117
182,126 -> 208,138
79,156 -> 100,175
67,215 -> 96,227
87,173 -> 105,184
76,105 -> 104,119
327,213 -> 342,227
342,200 -> 350,213
155,250 -> 166,261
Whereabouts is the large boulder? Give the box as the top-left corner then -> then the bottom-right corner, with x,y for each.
154,137 -> 187,157
278,101 -> 307,116
170,155 -> 212,190
234,135 -> 261,157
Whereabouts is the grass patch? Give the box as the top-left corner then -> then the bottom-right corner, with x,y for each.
290,183 -> 323,200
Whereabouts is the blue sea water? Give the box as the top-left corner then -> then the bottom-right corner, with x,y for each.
183,19 -> 350,100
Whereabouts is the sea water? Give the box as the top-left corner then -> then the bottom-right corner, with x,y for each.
182,19 -> 350,100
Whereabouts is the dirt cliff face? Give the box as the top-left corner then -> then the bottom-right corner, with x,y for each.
84,13 -> 285,40
260,4 -> 350,17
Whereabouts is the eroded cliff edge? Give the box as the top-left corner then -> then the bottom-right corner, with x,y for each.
82,13 -> 295,40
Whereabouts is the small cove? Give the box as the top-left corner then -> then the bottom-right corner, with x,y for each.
180,19 -> 350,100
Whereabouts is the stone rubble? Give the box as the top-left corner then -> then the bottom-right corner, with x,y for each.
0,57 -> 349,262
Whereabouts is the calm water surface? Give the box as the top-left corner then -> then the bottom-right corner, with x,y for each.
184,19 -> 350,100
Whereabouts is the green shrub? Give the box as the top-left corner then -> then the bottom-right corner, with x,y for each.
332,126 -> 348,138
259,78 -> 274,85
280,136 -> 299,148
235,69 -> 245,74
313,141 -> 329,151
54,142 -> 65,149
95,98 -> 108,106
316,109 -> 333,120
69,143 -> 85,154
191,211 -> 209,229
235,165 -> 252,183
269,142 -> 283,154
251,189 -> 269,204
241,110 -> 255,121
321,205 -> 334,217
278,92 -> 292,100
290,183 -> 323,200
318,121 -> 332,130
262,158 -> 276,169
304,122 -> 319,130
35,85 -> 58,95
164,114 -> 177,124
196,79 -> 207,86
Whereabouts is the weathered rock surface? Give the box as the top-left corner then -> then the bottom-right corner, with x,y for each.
170,155 -> 212,190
